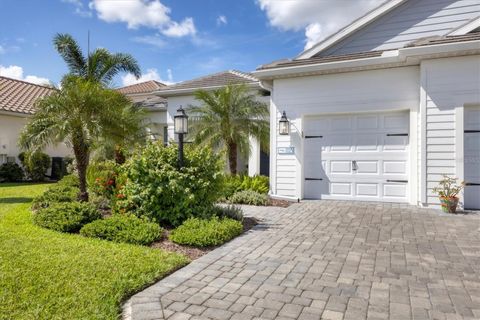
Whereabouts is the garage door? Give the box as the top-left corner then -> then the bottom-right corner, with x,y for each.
304,111 -> 410,202
464,107 -> 480,210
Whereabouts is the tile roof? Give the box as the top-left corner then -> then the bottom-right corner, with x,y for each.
0,76 -> 54,115
258,32 -> 480,71
157,70 -> 258,93
117,80 -> 166,95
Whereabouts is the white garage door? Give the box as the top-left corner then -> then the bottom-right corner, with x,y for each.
304,111 -> 410,202
464,107 -> 480,210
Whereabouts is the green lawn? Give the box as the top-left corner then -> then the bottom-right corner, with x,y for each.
0,183 -> 189,320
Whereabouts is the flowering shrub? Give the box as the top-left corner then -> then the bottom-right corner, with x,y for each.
117,142 -> 223,226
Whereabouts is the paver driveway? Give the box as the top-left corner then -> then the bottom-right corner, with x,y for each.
124,201 -> 480,320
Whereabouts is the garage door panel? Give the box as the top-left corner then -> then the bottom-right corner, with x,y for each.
304,111 -> 409,203
356,183 -> 378,197
356,161 -> 378,174
384,183 -> 407,198
383,161 -> 407,175
383,136 -> 408,151
357,115 -> 379,129
330,161 -> 352,174
330,182 -> 353,196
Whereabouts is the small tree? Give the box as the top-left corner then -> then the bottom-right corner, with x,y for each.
19,151 -> 50,182
191,84 -> 269,174
20,76 -> 136,201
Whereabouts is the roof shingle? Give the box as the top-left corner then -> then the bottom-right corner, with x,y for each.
117,80 -> 166,95
0,76 -> 53,115
157,70 -> 258,93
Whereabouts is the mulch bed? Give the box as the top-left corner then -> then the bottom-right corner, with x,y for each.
268,197 -> 293,208
151,217 -> 259,260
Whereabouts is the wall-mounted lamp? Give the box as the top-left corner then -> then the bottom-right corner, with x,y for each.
279,111 -> 290,135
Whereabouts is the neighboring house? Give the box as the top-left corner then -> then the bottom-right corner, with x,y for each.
0,76 -> 70,170
154,70 -> 270,176
254,0 -> 480,209
117,80 -> 169,144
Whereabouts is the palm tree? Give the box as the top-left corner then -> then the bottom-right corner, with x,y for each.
191,84 -> 269,174
53,33 -> 141,85
20,76 -> 136,201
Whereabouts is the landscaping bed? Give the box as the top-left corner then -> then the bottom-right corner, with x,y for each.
152,216 -> 258,260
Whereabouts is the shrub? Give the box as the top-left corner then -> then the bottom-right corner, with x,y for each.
240,175 -> 269,194
19,151 -> 51,182
31,175 -> 79,210
87,161 -> 120,199
228,190 -> 268,206
118,143 -> 223,226
80,214 -> 162,245
220,175 -> 269,199
169,217 -> 243,247
0,162 -> 24,182
33,202 -> 101,233
213,205 -> 244,221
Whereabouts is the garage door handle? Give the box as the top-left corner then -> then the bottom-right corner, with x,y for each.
387,180 -> 408,183
305,178 -> 323,181
466,182 -> 480,186
464,130 -> 480,133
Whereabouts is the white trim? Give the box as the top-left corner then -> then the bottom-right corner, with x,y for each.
254,41 -> 480,80
269,92 -> 278,196
455,105 -> 465,209
269,194 -> 299,202
409,107 -> 418,205
419,64 -> 428,205
448,16 -> 480,36
0,110 -> 33,118
296,0 -> 408,59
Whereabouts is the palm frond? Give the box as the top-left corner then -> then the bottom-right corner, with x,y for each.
53,33 -> 86,76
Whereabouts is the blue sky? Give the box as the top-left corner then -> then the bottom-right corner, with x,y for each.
0,0 -> 379,87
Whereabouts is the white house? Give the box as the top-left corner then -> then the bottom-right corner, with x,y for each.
254,0 -> 480,209
0,76 -> 70,174
154,70 -> 270,176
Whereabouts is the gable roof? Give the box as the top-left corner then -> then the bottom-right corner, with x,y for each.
296,0 -> 407,60
0,76 -> 53,115
117,80 -> 166,95
156,70 -> 259,96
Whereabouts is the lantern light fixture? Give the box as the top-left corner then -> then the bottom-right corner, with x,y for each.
279,111 -> 290,135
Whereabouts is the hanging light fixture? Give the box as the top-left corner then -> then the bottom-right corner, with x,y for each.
279,111 -> 290,135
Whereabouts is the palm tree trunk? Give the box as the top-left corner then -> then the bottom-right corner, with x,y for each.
72,137 -> 89,202
114,144 -> 126,165
227,141 -> 237,175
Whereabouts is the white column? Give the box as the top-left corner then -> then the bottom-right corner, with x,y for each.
248,136 -> 260,176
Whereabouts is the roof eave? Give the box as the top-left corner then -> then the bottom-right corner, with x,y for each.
254,40 -> 480,80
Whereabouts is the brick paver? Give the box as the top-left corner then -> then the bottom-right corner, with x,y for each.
123,201 -> 480,320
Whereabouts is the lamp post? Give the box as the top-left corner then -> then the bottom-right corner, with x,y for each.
279,111 -> 290,135
174,106 -> 188,169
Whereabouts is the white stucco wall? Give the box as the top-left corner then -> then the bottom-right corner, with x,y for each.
0,113 -> 71,164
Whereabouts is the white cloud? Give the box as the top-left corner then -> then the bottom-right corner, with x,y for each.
216,15 -> 227,26
121,68 -> 174,86
62,0 -> 92,17
304,23 -> 323,50
0,65 -> 50,85
256,0 -> 380,50
0,45 -> 5,54
132,35 -> 167,48
89,0 -> 196,37
162,18 -> 196,37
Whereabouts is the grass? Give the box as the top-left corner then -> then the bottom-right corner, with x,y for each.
0,183 -> 189,320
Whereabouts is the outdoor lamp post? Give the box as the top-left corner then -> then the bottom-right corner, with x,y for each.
174,106 -> 188,168
279,111 -> 290,135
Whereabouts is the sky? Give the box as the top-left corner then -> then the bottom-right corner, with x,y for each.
0,0 -> 382,88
